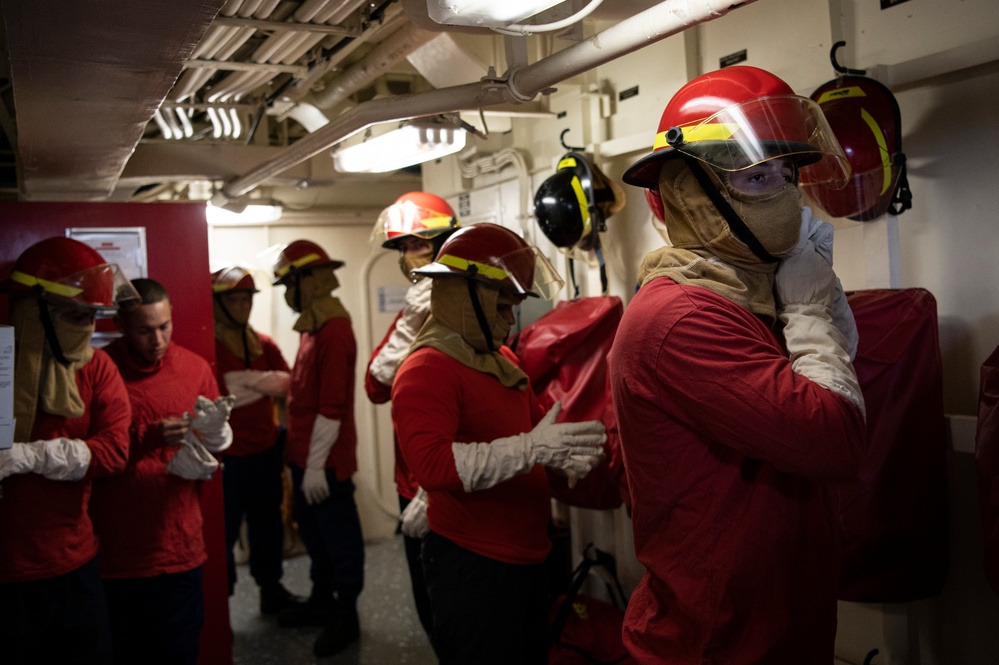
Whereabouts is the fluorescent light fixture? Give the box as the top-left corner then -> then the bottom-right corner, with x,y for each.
427,0 -> 564,28
206,202 -> 283,225
332,123 -> 467,174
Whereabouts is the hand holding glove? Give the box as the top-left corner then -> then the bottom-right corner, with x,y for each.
302,415 -> 341,505
799,206 -> 859,360
166,433 -> 220,481
187,395 -> 235,452
400,486 -> 429,539
451,402 -> 606,492
776,216 -> 866,417
0,438 -> 91,481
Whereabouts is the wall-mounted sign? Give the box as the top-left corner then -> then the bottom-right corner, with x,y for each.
720,49 -> 748,68
67,227 -> 148,280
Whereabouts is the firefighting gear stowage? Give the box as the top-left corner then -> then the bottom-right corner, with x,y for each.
514,296 -> 630,511
450,401 -> 606,493
805,74 -> 912,221
212,266 -> 264,367
840,289 -> 948,603
534,152 -> 625,295
624,66 -> 850,266
374,191 -> 460,281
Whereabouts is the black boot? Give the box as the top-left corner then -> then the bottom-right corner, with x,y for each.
277,592 -> 335,628
260,583 -> 307,615
313,596 -> 360,657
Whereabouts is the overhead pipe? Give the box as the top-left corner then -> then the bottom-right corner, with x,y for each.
215,0 -> 760,203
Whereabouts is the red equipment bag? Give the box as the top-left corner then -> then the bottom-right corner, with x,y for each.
975,342 -> 999,595
547,545 -> 636,665
837,289 -> 949,602
514,296 -> 630,511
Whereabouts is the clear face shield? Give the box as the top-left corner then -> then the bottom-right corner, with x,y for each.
659,95 -> 852,190
12,263 -> 141,316
494,246 -> 565,301
375,201 -> 455,247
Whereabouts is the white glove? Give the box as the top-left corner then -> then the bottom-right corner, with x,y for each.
451,402 -> 606,492
0,438 -> 91,481
799,206 -> 859,360
776,235 -> 866,418
224,370 -> 291,408
187,395 -> 235,453
400,486 -> 429,539
166,433 -> 220,481
369,279 -> 432,386
302,414 -> 340,505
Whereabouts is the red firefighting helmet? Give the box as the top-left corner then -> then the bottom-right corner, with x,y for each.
413,223 -> 564,300
376,191 -> 460,250
212,265 -> 259,294
0,236 -> 139,314
624,66 -> 851,217
271,239 -> 344,285
804,75 -> 911,221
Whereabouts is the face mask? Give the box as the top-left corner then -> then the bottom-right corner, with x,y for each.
400,253 -> 432,282
723,164 -> 803,258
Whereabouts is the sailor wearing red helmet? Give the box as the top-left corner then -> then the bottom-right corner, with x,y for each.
0,236 -> 137,663
392,223 -> 606,664
365,191 -> 461,641
610,66 -> 868,663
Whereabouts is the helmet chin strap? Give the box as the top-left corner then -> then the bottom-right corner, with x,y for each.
33,287 -> 71,366
464,269 -> 496,354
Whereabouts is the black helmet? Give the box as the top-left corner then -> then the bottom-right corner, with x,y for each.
534,152 -> 622,252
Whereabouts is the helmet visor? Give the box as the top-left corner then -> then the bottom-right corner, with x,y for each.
19,263 -> 140,314
659,95 -> 851,188
377,201 -> 455,247
495,246 -> 564,301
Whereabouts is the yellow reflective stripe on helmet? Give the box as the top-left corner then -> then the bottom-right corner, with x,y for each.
8,270 -> 83,298
860,107 -> 893,195
815,85 -> 867,106
557,156 -> 578,170
437,254 -> 509,281
276,252 -> 322,277
569,175 -> 592,237
420,213 -> 455,230
653,123 -> 740,150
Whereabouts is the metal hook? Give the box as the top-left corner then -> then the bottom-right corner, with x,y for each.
830,41 -> 867,76
560,128 -> 584,151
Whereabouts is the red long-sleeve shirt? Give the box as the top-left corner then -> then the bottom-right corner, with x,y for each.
92,340 -> 221,578
215,333 -> 289,456
285,317 -> 357,480
392,345 -> 548,565
0,349 -> 131,583
365,310 -> 419,500
609,278 -> 867,664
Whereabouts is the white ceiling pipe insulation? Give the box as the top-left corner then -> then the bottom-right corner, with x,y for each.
215,0 -> 759,204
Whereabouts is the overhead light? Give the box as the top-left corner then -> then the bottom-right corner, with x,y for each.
332,119 -> 467,174
206,202 -> 283,225
427,0 -> 564,28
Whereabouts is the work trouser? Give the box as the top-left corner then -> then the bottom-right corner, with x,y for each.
222,439 -> 286,593
289,464 -> 365,602
422,531 -> 549,665
0,556 -> 113,665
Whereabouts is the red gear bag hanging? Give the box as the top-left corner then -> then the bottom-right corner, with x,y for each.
838,288 -> 949,602
514,296 -> 630,511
